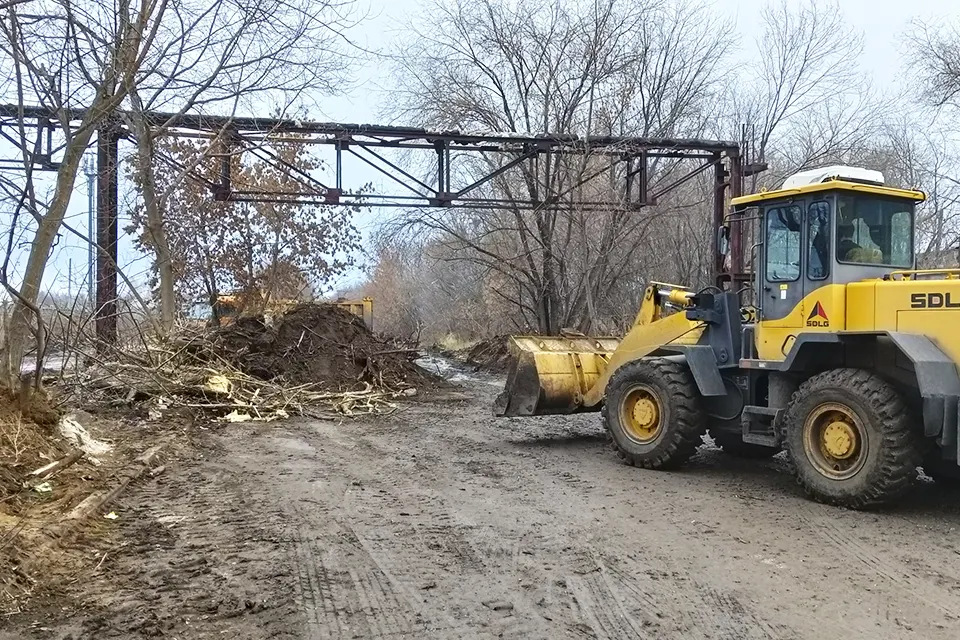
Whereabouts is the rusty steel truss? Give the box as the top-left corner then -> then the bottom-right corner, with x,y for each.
0,104 -> 758,342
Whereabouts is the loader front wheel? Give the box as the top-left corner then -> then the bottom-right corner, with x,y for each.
602,358 -> 705,470
782,368 -> 922,509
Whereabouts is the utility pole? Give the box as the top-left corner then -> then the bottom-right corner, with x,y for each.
84,153 -> 96,306
95,122 -> 120,344
68,258 -> 73,299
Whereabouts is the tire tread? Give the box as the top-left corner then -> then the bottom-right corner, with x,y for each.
602,358 -> 705,470
781,368 -> 921,509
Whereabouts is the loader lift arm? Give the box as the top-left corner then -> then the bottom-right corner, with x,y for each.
495,284 -> 742,416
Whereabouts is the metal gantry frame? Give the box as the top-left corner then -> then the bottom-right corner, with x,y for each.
178,117 -> 741,211
0,104 -> 756,342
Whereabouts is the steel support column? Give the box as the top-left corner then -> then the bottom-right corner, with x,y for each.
713,153 -> 727,288
728,148 -> 747,291
95,122 -> 120,344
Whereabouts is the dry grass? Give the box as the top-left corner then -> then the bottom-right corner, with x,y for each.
0,396 -> 68,513
0,402 -> 72,614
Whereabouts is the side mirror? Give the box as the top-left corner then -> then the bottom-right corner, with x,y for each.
717,226 -> 729,255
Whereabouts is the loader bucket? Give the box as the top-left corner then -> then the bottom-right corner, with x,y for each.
494,336 -> 620,416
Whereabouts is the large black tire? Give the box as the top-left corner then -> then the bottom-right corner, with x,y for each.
709,422 -> 780,459
781,368 -> 922,509
601,358 -> 705,470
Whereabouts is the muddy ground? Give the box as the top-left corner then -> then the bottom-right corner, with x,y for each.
6,360 -> 960,639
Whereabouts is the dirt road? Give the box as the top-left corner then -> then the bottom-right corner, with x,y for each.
8,362 -> 960,639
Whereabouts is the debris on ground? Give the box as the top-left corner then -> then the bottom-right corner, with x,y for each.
58,414 -> 112,457
3,306 -> 439,615
55,303 -> 439,420
0,305 -> 446,613
465,336 -> 511,372
0,392 -> 112,612
0,391 -> 68,512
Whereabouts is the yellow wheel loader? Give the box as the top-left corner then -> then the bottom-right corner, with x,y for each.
496,166 -> 960,509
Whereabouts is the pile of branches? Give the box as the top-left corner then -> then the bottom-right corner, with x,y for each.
55,319 -> 423,421
465,336 -> 511,373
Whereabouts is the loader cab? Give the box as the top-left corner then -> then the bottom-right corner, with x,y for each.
731,166 -> 925,361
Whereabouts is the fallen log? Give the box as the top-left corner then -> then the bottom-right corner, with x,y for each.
26,449 -> 85,486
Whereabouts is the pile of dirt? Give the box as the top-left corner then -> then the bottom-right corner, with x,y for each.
0,392 -> 75,610
0,391 -> 65,510
54,304 -> 439,422
207,304 -> 430,390
465,336 -> 512,373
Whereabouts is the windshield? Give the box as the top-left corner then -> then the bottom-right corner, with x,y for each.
836,194 -> 914,268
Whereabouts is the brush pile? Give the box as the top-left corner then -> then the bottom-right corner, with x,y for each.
465,336 -> 512,372
58,304 -> 433,419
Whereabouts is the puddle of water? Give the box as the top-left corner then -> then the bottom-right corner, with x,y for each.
20,353 -> 75,375
414,354 -> 503,387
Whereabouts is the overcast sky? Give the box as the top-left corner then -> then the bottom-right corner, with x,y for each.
318,0 -> 956,123
38,0 -> 960,297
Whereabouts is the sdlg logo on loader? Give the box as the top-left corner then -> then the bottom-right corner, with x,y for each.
806,302 -> 829,327
910,292 -> 960,309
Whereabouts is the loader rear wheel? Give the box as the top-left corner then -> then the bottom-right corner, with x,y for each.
602,358 -> 705,470
782,368 -> 922,509
709,423 -> 780,459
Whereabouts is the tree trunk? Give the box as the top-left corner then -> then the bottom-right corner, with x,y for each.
128,92 -> 176,335
2,130 -> 95,388
137,136 -> 176,334
540,252 -> 560,335
208,290 -> 222,327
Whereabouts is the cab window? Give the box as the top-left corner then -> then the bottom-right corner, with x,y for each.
836,195 -> 914,268
765,205 -> 802,281
807,201 -> 830,280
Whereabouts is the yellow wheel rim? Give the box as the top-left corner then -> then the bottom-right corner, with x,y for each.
620,384 -> 663,444
802,402 -> 867,479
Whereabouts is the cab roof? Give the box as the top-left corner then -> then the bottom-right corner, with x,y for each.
730,179 -> 926,207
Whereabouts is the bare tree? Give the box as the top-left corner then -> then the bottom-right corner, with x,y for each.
908,19 -> 960,109
121,0 -> 362,333
0,0 -> 170,388
360,233 -> 506,343
902,19 -> 960,264
387,0 -> 733,334
0,0 -> 364,387
728,0 -> 868,186
869,117 -> 960,264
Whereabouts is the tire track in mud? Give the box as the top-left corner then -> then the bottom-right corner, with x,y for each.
317,430 -> 567,640
284,474 -> 481,638
46,451 -> 306,639
551,545 -> 784,640
796,502 -> 960,620
691,584 -> 795,640
362,489 -> 487,571
20,380 -> 960,640
366,414 -> 788,640
292,524 -> 342,639
286,487 -> 428,639
565,570 -> 655,639
339,483 -> 525,638
452,424 -> 787,639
